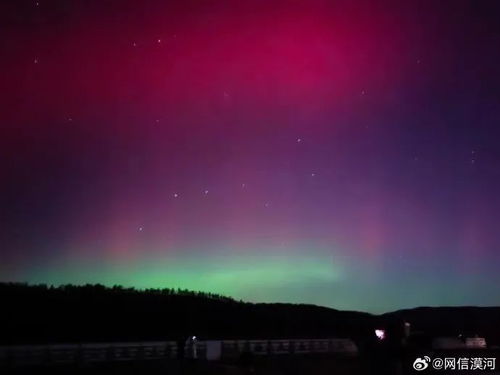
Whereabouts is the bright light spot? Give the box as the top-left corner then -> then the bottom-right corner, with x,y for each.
173,193 -> 178,198
375,329 -> 385,340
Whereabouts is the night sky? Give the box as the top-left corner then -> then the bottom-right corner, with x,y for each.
2,0 -> 500,313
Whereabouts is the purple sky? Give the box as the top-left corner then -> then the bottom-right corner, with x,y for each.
1,0 -> 500,313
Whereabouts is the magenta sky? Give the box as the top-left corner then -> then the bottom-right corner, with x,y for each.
2,0 -> 500,313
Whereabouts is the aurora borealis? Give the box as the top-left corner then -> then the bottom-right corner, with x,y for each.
2,0 -> 500,313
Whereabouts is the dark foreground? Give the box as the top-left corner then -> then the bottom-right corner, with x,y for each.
5,351 -> 500,375
3,347 -> 499,375
2,355 -> 371,375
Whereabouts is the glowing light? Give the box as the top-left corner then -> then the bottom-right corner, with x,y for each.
375,329 -> 385,340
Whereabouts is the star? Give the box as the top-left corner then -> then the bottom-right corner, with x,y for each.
204,190 -> 209,195
34,58 -> 38,64
297,138 -> 302,143
138,227 -> 143,232
157,39 -> 162,43
173,193 -> 179,198
311,173 -> 316,177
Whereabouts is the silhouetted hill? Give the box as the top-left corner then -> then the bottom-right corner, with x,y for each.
0,283 -> 374,344
3,283 -> 500,346
382,306 -> 500,346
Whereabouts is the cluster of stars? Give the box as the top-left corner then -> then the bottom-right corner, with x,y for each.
33,25 -> 478,245
134,136 -> 481,234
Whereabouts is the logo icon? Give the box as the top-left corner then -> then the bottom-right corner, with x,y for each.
413,356 -> 431,371
432,357 -> 444,370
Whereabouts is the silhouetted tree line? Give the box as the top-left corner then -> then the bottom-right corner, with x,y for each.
0,282 -> 374,345
3,283 -> 499,347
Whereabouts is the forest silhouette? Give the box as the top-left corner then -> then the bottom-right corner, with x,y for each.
1,282 -> 373,344
3,283 -> 500,347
